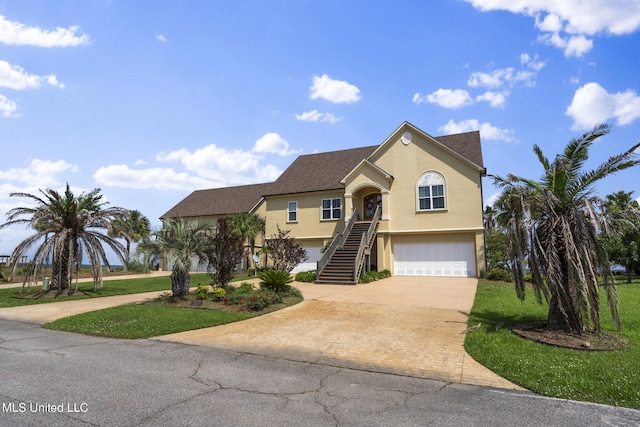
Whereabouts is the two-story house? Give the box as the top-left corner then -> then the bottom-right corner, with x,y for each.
161,121 -> 486,283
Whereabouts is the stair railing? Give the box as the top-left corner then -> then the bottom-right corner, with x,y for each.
352,206 -> 381,282
317,208 -> 358,277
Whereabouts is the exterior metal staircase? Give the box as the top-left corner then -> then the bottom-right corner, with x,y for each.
316,207 -> 380,285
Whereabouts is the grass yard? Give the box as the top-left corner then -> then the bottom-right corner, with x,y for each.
44,304 -> 253,339
464,280 -> 640,409
42,280 -> 304,339
0,273 -> 211,308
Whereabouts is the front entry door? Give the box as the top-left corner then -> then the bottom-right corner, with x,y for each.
363,193 -> 382,221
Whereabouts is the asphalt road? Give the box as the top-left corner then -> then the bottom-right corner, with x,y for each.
1,319 -> 639,426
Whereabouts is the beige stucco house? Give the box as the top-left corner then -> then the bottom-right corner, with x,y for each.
161,122 -> 486,283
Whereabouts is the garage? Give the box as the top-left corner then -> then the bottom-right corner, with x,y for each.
393,236 -> 476,277
291,243 -> 323,274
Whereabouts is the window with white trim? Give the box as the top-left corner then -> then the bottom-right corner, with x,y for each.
287,201 -> 298,222
417,172 -> 445,210
321,198 -> 342,220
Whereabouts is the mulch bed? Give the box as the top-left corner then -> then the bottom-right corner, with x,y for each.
512,322 -> 630,351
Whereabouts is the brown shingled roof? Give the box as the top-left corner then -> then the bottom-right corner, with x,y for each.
434,131 -> 484,168
264,145 -> 379,196
160,182 -> 274,219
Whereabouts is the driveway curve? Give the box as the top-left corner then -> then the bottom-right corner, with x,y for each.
155,277 -> 523,390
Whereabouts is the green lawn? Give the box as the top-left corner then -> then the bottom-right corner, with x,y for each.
0,273 -> 211,308
464,279 -> 640,409
44,304 -> 252,339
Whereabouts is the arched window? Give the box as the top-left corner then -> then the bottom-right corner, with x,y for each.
417,172 -> 445,211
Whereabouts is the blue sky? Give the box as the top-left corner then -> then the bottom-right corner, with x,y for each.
1,0 -> 640,256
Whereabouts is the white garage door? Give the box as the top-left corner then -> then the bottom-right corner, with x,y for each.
291,245 -> 323,274
394,241 -> 476,277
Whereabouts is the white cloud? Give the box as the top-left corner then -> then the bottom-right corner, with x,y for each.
439,119 -> 517,142
464,0 -> 640,57
155,142 -> 283,186
46,75 -> 64,89
566,82 -> 640,130
310,74 -> 361,104
476,90 -> 508,108
0,60 -> 63,90
295,109 -> 341,124
0,94 -> 18,117
254,132 -> 298,156
156,34 -> 167,42
468,67 -> 536,89
0,15 -> 90,47
520,53 -> 546,71
414,89 -> 473,109
538,33 -> 593,57
0,159 -> 77,186
94,165 -> 219,191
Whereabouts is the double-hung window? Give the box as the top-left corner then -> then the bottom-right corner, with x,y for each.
287,201 -> 298,222
321,198 -> 342,220
417,172 -> 445,211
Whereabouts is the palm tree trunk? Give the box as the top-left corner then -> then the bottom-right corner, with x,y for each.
124,240 -> 131,273
546,277 -> 584,333
171,269 -> 190,297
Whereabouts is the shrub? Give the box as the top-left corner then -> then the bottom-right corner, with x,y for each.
284,286 -> 303,299
359,269 -> 391,283
235,282 -> 256,295
211,287 -> 226,302
295,270 -> 316,282
523,272 -> 533,283
258,270 -> 293,293
223,282 -> 255,305
486,267 -> 513,282
194,285 -> 209,300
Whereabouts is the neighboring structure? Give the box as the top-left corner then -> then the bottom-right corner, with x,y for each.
161,122 -> 486,283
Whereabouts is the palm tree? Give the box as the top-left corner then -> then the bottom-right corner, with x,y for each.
602,191 -> 640,283
491,124 -> 640,333
0,184 -> 127,295
227,212 -> 265,275
138,217 -> 211,297
483,205 -> 498,232
110,210 -> 151,272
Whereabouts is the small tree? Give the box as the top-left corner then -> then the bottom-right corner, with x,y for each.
205,218 -> 245,287
265,225 -> 308,272
227,212 -> 265,275
138,218 -> 211,297
110,209 -> 151,272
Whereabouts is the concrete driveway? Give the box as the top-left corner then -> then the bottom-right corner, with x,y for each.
155,276 -> 522,390
0,274 -> 521,390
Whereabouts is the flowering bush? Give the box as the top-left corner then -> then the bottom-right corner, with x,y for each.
243,289 -> 281,311
194,285 -> 209,300
211,287 -> 226,301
